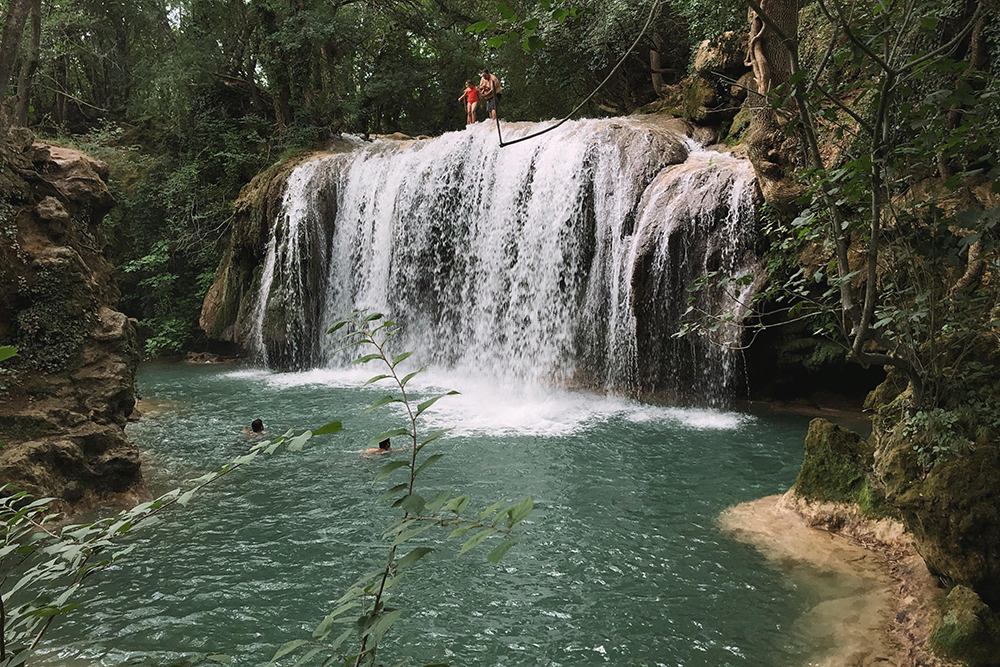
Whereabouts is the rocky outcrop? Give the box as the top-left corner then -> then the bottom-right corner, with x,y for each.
200,141 -> 357,352
932,585 -> 1000,666
792,370 -> 1000,662
794,418 -> 886,515
0,129 -> 141,507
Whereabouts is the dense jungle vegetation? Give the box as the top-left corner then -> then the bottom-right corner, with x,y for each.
0,0 -> 732,357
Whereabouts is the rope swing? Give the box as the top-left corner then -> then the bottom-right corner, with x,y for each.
494,0 -> 662,148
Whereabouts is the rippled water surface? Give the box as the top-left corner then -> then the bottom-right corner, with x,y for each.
44,363 -> 818,666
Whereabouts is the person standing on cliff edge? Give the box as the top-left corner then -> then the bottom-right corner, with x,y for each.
479,69 -> 502,121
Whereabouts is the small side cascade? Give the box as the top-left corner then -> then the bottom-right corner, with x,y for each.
248,119 -> 761,404
248,158 -> 344,367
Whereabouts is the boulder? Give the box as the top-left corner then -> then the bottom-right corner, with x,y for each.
0,131 -> 141,509
794,418 -> 888,515
932,586 -> 1000,666
694,31 -> 749,75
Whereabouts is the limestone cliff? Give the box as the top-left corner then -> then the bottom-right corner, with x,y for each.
0,128 -> 141,507
200,149 -> 345,352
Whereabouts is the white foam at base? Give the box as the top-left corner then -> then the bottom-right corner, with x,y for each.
222,366 -> 750,437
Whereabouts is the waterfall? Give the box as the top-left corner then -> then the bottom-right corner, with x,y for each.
249,118 -> 760,404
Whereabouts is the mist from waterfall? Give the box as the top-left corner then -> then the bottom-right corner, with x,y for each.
249,118 -> 759,404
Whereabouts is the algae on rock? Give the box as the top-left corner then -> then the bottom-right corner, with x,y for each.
0,130 -> 142,507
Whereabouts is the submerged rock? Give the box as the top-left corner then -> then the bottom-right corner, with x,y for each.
932,586 -> 1000,666
0,130 -> 141,508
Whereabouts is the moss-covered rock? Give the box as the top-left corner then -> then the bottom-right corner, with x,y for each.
795,418 -> 871,500
932,585 -> 1000,666
794,418 -> 890,516
0,130 -> 141,508
200,141 -> 356,355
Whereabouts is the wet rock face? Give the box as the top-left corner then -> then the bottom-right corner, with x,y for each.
795,418 -> 875,504
875,428 -> 1000,608
0,130 -> 141,507
932,585 -> 1000,666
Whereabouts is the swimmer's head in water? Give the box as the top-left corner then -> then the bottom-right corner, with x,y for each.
251,419 -> 264,433
379,438 -> 391,450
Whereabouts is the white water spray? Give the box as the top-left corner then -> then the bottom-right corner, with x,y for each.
249,118 -> 759,403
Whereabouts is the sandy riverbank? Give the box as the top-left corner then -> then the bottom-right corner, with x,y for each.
720,492 -> 955,667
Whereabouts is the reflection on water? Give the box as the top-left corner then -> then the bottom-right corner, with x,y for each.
42,363 -> 819,666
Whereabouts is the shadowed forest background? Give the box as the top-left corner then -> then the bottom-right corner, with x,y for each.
8,0 -> 738,358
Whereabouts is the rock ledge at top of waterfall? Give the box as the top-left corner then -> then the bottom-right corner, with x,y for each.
201,115 -> 761,405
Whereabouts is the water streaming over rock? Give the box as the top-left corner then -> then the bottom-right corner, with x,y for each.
249,118 -> 760,403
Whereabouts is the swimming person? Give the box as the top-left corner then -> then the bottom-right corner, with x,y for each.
364,438 -> 392,455
459,80 -> 479,126
243,419 -> 264,435
479,69 -> 502,121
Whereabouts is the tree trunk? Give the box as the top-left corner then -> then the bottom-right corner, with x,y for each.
650,35 -> 669,97
745,0 -> 801,213
13,0 -> 40,127
0,0 -> 33,129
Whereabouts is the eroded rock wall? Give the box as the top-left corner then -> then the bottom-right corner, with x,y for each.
0,129 -> 141,507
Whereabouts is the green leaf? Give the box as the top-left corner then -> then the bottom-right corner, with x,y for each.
505,496 -> 533,529
286,430 -> 312,452
314,421 -> 343,436
416,391 -> 459,417
269,639 -> 310,666
459,528 -> 498,555
326,319 -> 350,335
364,374 -> 392,386
373,461 -> 410,483
391,351 -> 414,367
367,428 -> 411,448
378,483 -> 409,504
399,493 -> 426,515
478,499 -> 506,521
441,495 -> 470,514
366,609 -> 403,641
291,648 -> 323,667
392,522 -> 436,546
177,489 -> 196,507
396,547 -> 433,572
361,312 -> 384,324
417,429 -> 451,452
487,536 -> 519,564
353,353 -> 383,365
425,491 -> 450,514
448,523 -> 477,539
414,454 -> 444,478
0,346 -> 18,363
327,627 -> 354,652
313,602 -> 361,639
400,367 -> 426,387
366,396 -> 402,413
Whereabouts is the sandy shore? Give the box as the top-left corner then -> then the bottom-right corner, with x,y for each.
720,491 -> 955,667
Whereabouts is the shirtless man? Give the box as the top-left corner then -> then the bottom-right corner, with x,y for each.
364,438 -> 393,455
479,69 -> 502,121
243,418 -> 264,435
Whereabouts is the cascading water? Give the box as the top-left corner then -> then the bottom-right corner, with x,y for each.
249,118 -> 760,404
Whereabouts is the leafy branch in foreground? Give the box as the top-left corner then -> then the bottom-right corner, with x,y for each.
0,425 -> 328,666
269,311 -> 532,667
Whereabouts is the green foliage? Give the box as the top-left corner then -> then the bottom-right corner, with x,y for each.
682,0 -> 1000,427
899,408 -> 972,468
0,428 -> 317,665
469,0 -> 593,51
268,312 -> 532,667
0,347 -> 16,364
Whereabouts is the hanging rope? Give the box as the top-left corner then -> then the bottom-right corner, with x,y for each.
493,0 -> 662,148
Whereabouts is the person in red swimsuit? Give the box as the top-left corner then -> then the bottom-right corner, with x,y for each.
459,80 -> 479,126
